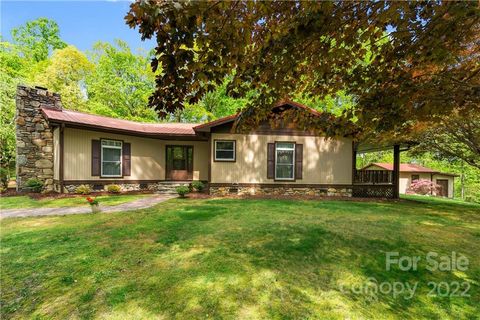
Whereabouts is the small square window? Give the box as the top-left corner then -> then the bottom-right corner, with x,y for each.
214,140 -> 235,161
411,174 -> 420,181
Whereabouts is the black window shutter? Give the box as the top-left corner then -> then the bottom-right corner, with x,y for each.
267,143 -> 275,179
295,144 -> 303,180
91,140 -> 101,176
123,143 -> 131,176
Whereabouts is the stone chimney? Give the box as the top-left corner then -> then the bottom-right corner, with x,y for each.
16,85 -> 62,192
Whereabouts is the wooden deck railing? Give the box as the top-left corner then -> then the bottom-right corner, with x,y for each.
354,170 -> 393,184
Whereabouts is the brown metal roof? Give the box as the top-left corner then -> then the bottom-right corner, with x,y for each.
41,107 -> 198,136
42,100 -> 324,136
193,114 -> 238,131
194,100 -> 322,132
363,163 -> 458,176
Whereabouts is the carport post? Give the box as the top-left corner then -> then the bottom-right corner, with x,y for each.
393,145 -> 400,199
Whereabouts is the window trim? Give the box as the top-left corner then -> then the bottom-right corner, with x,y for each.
411,174 -> 420,182
100,139 -> 123,178
214,140 -> 236,162
274,141 -> 295,181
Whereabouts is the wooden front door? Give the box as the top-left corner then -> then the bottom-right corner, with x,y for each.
166,146 -> 193,180
437,179 -> 448,197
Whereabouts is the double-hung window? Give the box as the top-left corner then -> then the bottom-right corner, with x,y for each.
215,140 -> 235,161
101,139 -> 122,177
275,142 -> 295,180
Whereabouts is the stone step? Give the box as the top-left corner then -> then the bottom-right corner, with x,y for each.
153,182 -> 192,195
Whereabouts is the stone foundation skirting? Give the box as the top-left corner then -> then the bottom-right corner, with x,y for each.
56,181 -> 192,194
209,184 -> 353,197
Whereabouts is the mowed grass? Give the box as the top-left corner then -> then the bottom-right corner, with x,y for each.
0,194 -> 151,210
1,197 -> 479,319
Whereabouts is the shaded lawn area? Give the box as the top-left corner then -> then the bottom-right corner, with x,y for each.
0,194 -> 151,210
1,197 -> 479,319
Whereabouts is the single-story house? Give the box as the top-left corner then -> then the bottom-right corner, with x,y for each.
15,85 -> 405,198
361,163 -> 457,198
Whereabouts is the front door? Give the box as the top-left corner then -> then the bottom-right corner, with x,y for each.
437,179 -> 448,197
166,145 -> 193,180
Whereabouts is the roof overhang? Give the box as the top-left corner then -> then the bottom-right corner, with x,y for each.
354,141 -> 414,153
41,107 -> 207,140
48,121 -> 209,141
193,100 -> 323,133
193,114 -> 238,132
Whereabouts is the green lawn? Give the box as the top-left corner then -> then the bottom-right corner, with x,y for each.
0,194 -> 151,210
1,197 -> 479,319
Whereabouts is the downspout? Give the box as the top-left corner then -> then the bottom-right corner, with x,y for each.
352,141 -> 356,185
207,133 -> 211,184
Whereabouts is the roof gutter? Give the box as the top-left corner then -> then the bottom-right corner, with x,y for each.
48,120 -> 208,141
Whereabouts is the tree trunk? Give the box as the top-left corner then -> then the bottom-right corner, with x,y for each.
461,162 -> 465,200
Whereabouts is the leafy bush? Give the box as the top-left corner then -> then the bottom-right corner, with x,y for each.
176,186 -> 190,198
75,184 -> 92,195
25,178 -> 44,193
406,179 -> 441,196
107,184 -> 121,193
0,167 -> 9,189
191,180 -> 204,192
465,186 -> 480,203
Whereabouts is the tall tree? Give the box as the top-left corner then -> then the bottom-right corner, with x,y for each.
126,1 -> 480,136
2,18 -> 67,169
0,41 -> 29,168
33,45 -> 93,111
410,109 -> 480,170
86,40 -> 158,122
11,18 -> 66,62
178,76 -> 255,122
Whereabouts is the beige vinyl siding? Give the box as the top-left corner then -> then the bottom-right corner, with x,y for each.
211,133 -> 353,184
399,173 -> 454,198
53,127 -> 60,180
434,174 -> 455,198
399,172 -> 432,195
63,128 -> 208,181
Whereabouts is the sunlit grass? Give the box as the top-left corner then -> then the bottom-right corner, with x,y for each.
402,194 -> 480,208
0,194 -> 151,210
1,197 -> 479,319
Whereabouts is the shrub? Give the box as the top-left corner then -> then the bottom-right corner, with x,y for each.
75,184 -> 92,195
406,179 -> 441,196
107,184 -> 121,193
0,168 -> 8,189
191,180 -> 204,192
25,178 -> 44,193
176,185 -> 190,198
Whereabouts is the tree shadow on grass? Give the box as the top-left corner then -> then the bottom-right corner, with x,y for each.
1,199 -> 479,319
